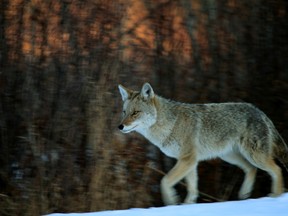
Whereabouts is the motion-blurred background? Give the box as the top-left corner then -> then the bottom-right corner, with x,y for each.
0,0 -> 288,215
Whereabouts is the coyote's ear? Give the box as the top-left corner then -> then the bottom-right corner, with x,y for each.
118,84 -> 131,101
141,83 -> 154,100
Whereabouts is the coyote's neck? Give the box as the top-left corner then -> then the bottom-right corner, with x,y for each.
136,95 -> 179,149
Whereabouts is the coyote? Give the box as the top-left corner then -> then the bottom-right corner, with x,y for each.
118,83 -> 287,205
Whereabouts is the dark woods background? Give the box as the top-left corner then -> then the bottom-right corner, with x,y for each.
0,0 -> 288,215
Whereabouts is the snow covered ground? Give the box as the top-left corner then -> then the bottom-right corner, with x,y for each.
47,193 -> 288,216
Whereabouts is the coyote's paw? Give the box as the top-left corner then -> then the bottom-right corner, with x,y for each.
238,184 -> 253,200
268,192 -> 282,198
161,187 -> 179,205
238,191 -> 251,200
184,193 -> 198,204
163,194 -> 180,205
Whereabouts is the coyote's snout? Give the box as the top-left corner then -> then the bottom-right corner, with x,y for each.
118,83 -> 288,205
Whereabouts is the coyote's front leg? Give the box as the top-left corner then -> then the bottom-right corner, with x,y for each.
160,154 -> 197,205
184,166 -> 198,204
161,178 -> 180,205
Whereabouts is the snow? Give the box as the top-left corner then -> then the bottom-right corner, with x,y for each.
47,193 -> 288,216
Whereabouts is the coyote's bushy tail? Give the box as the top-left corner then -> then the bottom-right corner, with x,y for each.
274,131 -> 288,172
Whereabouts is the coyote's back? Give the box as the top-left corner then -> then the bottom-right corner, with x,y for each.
118,83 -> 287,205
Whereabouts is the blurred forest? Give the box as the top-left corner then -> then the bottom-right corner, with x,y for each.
0,0 -> 288,215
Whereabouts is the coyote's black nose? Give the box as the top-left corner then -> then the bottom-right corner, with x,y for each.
118,124 -> 124,130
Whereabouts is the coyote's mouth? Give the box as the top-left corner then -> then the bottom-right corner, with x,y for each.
122,125 -> 138,133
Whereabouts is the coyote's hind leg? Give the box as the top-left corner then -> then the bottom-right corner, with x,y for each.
221,152 -> 257,199
248,156 -> 283,197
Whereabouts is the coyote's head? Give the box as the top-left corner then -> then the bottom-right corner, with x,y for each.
118,83 -> 157,133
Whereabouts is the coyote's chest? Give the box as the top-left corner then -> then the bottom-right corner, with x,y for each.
137,128 -> 181,158
158,143 -> 180,158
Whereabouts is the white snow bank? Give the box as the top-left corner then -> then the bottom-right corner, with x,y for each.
47,193 -> 288,216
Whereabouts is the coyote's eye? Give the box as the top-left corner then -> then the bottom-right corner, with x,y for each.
131,111 -> 140,117
123,111 -> 126,116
